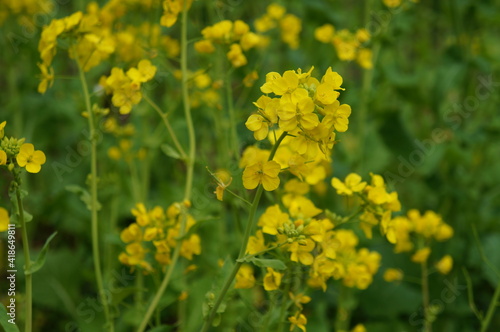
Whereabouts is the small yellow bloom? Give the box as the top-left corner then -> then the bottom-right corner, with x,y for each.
235,264 -> 256,289
435,255 -> 453,275
351,324 -> 367,332
314,24 -> 335,43
0,121 -> 6,138
227,43 -> 247,67
288,312 -> 307,332
0,150 -> 7,166
0,207 -> 9,232
383,268 -> 404,282
412,247 -> 431,263
37,63 -> 54,94
383,0 -> 402,8
263,267 -> 282,291
16,143 -> 46,173
331,173 -> 366,195
242,160 -> 281,191
194,39 -> 215,54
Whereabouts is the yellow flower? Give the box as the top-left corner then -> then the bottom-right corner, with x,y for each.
120,223 -> 142,243
435,255 -> 453,275
0,150 -> 6,166
383,268 -> 404,282
212,169 -> 232,201
258,205 -> 290,235
263,267 -> 282,291
323,101 -> 352,132
288,238 -> 315,265
0,207 -> 9,232
194,39 -> 215,54
37,63 -> 54,94
288,312 -> 307,332
246,230 -> 267,254
351,324 -> 367,332
131,203 -> 150,226
267,4 -> 286,19
314,24 -> 335,43
242,160 -> 281,191
126,59 -> 157,83
383,0 -> 402,8
235,264 -> 256,289
331,173 -> 366,195
16,143 -> 46,173
227,43 -> 247,67
412,247 -> 431,263
0,121 -> 6,139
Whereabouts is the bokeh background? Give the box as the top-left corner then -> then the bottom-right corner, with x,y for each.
1,0 -> 500,331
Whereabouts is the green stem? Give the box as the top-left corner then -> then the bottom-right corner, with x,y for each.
334,285 -> 351,332
75,55 -> 114,332
225,69 -> 239,158
201,131 -> 288,332
237,242 -> 288,263
143,94 -> 187,160
276,275 -> 292,332
17,189 -> 32,332
136,2 -> 195,330
481,279 -> 500,332
421,260 -> 432,332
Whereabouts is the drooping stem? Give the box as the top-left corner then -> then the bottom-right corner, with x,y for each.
201,131 -> 288,332
17,188 -> 32,332
136,2 -> 195,330
143,94 -> 187,161
75,55 -> 114,332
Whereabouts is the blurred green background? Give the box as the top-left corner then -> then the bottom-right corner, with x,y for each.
1,0 -> 500,331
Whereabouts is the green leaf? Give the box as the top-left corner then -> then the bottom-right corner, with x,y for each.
65,185 -> 101,211
25,231 -> 57,275
0,303 -> 20,332
161,144 -> 182,160
247,257 -> 287,270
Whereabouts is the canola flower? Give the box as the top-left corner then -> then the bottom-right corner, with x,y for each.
254,3 -> 301,49
315,24 -> 373,69
119,202 -> 201,273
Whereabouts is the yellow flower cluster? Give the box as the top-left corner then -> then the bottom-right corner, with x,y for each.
119,202 -> 201,273
243,179 -> 380,292
195,20 -> 264,68
100,59 -> 157,114
0,0 -> 52,27
0,121 -> 46,174
308,229 -> 381,291
160,0 -> 192,28
241,67 -> 350,192
315,24 -> 373,69
332,172 -> 401,239
254,4 -> 301,49
37,11 -> 115,93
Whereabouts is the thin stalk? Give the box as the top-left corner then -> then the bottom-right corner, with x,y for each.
334,285 -> 350,332
201,131 -> 288,332
143,94 -> 187,160
481,280 -> 500,332
136,2 -> 195,330
75,56 -> 113,332
276,275 -> 292,332
421,260 -> 432,332
17,189 -> 32,332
